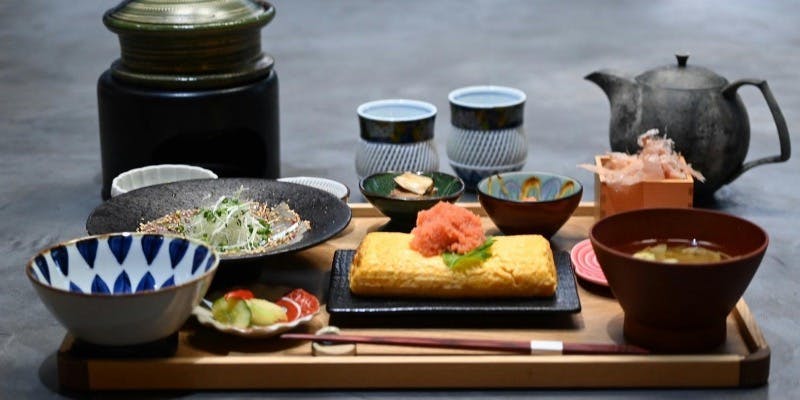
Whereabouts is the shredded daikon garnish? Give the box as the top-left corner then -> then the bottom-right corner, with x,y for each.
138,191 -> 310,255
183,195 -> 274,253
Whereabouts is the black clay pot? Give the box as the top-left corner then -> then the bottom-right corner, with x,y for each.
98,0 -> 280,199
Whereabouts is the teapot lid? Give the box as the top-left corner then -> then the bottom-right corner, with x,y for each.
636,54 -> 728,89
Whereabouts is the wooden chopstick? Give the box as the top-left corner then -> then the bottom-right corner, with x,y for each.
280,333 -> 649,355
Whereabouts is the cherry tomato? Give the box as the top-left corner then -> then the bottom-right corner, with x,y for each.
285,289 -> 320,316
224,289 -> 255,301
275,298 -> 301,321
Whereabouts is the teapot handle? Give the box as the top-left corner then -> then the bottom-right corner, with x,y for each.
721,79 -> 791,183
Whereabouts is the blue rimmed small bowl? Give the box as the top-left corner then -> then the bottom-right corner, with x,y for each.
357,99 -> 437,144
477,171 -> 583,237
446,85 -> 528,190
26,232 -> 219,346
355,99 -> 440,178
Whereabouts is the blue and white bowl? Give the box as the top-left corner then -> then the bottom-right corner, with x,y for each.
26,232 -> 219,346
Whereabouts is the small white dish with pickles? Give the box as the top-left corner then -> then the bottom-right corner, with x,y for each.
192,285 -> 320,338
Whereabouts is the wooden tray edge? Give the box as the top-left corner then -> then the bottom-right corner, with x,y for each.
54,202 -> 772,391
57,336 -> 90,392
733,299 -> 771,387
349,201 -> 598,219
56,351 -> 750,391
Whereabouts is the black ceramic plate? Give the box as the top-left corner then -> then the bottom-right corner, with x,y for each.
86,178 -> 352,262
327,250 -> 581,322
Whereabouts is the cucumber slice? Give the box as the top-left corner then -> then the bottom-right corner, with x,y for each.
229,299 -> 251,328
211,297 -> 251,328
246,298 -> 288,326
211,297 -> 232,323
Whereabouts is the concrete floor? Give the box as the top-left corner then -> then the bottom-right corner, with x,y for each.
1,0 -> 798,398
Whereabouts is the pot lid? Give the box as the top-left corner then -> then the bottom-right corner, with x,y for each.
104,0 -> 275,34
103,0 -> 276,90
636,54 -> 728,90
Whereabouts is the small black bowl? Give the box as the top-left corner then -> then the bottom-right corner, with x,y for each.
359,171 -> 465,225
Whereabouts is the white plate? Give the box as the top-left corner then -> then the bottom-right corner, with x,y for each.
278,176 -> 349,201
193,289 -> 320,338
111,164 -> 218,197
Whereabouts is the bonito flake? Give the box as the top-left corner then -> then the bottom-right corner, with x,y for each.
580,129 -> 705,186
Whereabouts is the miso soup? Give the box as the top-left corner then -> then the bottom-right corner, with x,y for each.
619,239 -> 733,264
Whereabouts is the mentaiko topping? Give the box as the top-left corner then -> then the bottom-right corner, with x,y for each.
580,129 -> 705,186
409,201 -> 485,257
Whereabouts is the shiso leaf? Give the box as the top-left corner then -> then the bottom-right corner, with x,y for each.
442,237 -> 495,270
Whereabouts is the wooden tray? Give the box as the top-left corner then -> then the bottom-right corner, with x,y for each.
57,203 -> 770,390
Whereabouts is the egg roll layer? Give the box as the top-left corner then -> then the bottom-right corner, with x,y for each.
349,232 -> 557,298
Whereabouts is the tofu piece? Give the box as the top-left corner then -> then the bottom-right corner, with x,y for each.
349,232 -> 557,298
393,172 -> 434,195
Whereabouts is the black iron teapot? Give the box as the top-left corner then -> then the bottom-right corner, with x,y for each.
586,54 -> 790,200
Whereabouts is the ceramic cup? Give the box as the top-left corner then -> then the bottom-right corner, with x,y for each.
446,85 -> 527,190
355,99 -> 439,178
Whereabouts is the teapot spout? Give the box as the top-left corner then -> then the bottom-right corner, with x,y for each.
585,69 -> 636,105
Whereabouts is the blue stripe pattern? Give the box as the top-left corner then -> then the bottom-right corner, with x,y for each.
108,235 -> 132,264
51,246 -> 69,276
76,238 -> 98,269
91,275 -> 111,294
35,255 -> 50,284
169,239 -> 189,269
161,276 -> 175,288
205,256 -> 216,272
136,272 -> 156,292
141,235 -> 163,265
69,282 -> 83,293
192,246 -> 208,274
113,271 -> 132,294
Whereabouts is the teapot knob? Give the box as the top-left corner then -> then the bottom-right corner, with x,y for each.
676,53 -> 690,67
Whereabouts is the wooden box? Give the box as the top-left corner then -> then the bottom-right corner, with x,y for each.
594,155 -> 693,220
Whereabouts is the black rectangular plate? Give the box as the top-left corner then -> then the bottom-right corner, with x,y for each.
327,250 -> 581,326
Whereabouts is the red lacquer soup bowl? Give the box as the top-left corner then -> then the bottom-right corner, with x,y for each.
590,208 -> 767,353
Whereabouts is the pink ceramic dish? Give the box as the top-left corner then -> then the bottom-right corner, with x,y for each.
570,239 -> 608,287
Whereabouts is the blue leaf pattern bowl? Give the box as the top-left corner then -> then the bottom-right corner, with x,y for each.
480,172 -> 580,202
477,171 -> 583,237
26,232 -> 219,346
